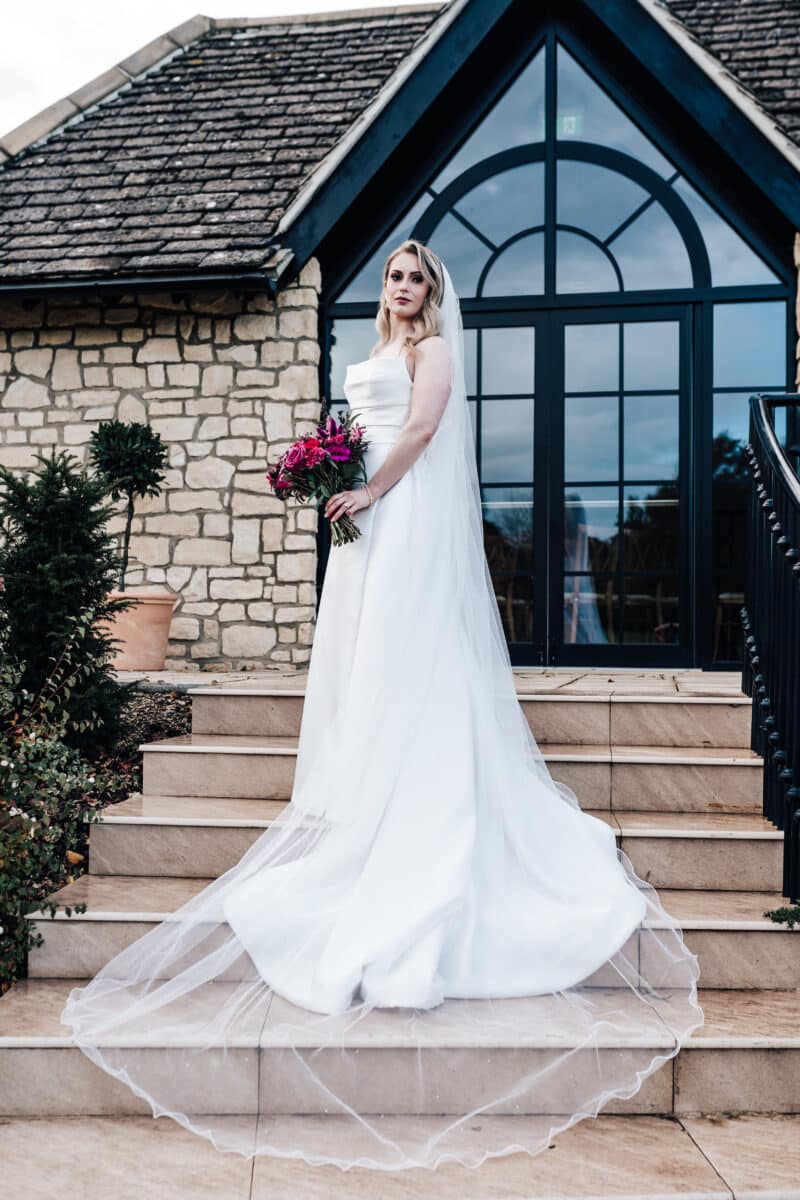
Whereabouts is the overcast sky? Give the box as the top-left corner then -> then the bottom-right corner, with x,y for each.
0,1 -> 431,138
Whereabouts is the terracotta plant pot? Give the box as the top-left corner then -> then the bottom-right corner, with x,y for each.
105,589 -> 177,671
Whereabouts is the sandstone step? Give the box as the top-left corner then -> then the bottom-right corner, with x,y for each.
88,798 -> 781,892
4,1112 -> 800,1200
189,676 -> 752,747
616,812 -> 782,892
26,875 -> 798,988
89,795 -> 282,877
2,979 -> 798,1122
141,733 -> 764,812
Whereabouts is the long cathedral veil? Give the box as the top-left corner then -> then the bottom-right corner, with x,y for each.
62,260 -> 703,1170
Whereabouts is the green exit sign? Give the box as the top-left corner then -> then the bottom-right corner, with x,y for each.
557,110 -> 584,137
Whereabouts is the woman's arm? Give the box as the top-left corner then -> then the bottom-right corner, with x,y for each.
325,336 -> 453,521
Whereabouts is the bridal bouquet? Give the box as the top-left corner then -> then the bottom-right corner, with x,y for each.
265,404 -> 370,546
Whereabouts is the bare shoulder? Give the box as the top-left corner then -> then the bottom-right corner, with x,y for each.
409,335 -> 451,374
416,335 -> 449,359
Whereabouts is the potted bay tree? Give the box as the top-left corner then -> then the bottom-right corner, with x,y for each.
90,419 -> 176,671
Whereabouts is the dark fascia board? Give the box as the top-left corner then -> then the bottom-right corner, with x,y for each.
282,0 -> 800,276
278,0 -> 516,277
0,254 -> 295,303
589,0 -> 800,230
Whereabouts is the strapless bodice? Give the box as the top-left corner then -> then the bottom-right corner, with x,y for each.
343,357 -> 412,443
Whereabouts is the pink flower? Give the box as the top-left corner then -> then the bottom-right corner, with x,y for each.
304,445 -> 328,467
326,444 -> 352,462
284,443 -> 307,471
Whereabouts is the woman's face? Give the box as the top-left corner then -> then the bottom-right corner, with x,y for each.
384,252 -> 431,321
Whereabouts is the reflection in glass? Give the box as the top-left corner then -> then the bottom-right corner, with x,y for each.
564,487 -> 618,573
481,399 -> 534,483
713,392 -> 752,468
494,574 -> 534,644
464,328 -> 478,394
557,160 -> 649,242
564,574 -> 615,644
712,388 -> 753,636
565,324 -> 618,392
611,201 -> 692,290
622,576 -> 679,643
330,318 -> 381,400
712,573 -> 745,661
482,487 -> 534,575
565,396 -> 618,481
338,193 -> 431,302
713,301 -> 787,388
713,477 -> 749,572
482,327 -> 535,394
433,48 -> 545,191
673,177 -> 778,287
424,212 -> 487,297
624,395 -> 679,480
455,164 -> 544,245
483,234 -> 545,295
556,44 -> 674,178
556,230 -> 620,293
467,398 -> 477,447
624,321 -> 679,390
623,485 -> 679,571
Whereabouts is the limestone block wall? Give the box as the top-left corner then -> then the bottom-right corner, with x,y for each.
0,257 -> 323,669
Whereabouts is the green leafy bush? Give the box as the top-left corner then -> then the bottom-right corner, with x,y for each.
0,449 -> 132,751
0,618 -> 112,990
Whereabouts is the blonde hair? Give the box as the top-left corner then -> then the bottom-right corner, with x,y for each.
371,239 -> 446,359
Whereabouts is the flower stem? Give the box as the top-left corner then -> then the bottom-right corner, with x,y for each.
330,515 -> 361,546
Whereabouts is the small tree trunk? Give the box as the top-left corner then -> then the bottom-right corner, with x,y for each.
118,491 -> 135,591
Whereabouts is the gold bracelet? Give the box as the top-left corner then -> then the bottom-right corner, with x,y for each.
365,483 -> 375,506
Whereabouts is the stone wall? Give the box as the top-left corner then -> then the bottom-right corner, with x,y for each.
0,257 -> 323,670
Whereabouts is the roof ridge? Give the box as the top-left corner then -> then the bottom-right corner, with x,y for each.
0,15 -> 212,164
0,5 -> 447,167
213,4 -> 446,28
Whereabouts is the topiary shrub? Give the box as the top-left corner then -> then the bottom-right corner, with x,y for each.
0,449 -> 133,751
88,419 -> 169,591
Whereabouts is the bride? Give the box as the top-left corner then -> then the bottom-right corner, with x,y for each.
62,240 -> 703,1171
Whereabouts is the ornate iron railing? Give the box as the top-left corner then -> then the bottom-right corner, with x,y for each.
741,394 -> 800,902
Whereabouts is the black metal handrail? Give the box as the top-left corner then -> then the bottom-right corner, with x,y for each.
742,393 -> 800,902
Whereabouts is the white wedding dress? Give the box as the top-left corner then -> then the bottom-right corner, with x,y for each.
62,264 -> 703,1171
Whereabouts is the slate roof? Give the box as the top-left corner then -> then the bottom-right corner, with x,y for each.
664,0 -> 800,141
0,6 -> 446,290
0,0 -> 799,292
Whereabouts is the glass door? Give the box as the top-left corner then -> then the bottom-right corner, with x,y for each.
475,307 -> 690,666
473,321 -> 540,662
553,308 -> 691,664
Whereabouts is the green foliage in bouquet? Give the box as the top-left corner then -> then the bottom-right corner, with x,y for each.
266,404 -> 370,546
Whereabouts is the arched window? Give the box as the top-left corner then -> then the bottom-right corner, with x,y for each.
326,36 -> 790,668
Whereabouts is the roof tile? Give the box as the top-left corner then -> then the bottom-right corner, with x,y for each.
1,1 -> 799,288
0,6 -> 444,286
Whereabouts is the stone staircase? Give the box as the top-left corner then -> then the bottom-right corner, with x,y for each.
3,668 -> 800,1198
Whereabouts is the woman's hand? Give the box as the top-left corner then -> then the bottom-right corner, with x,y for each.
324,487 -> 371,522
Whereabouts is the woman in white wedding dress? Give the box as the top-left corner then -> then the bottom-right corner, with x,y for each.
62,239 -> 703,1171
